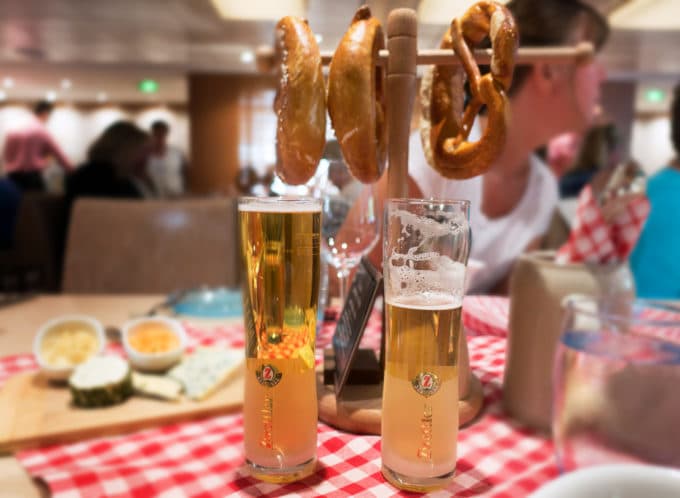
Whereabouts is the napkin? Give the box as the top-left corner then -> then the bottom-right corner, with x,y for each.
556,183 -> 650,264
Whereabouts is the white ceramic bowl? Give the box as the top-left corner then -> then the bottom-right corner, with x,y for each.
121,316 -> 186,372
529,464 -> 680,498
33,314 -> 106,381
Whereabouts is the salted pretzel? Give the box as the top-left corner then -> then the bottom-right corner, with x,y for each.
420,1 -> 518,179
327,6 -> 387,184
273,17 -> 326,185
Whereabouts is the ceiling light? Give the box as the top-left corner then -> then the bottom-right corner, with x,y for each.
417,0 -> 508,24
240,50 -> 255,63
210,0 -> 305,21
138,79 -> 159,94
45,90 -> 57,102
0,90 -> 6,101
61,79 -> 72,90
315,34 -> 323,44
97,92 -> 108,103
3,77 -> 13,88
645,88 -> 666,103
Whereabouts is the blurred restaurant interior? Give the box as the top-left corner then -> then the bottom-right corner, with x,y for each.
3,0 -> 680,496
1,0 -> 680,293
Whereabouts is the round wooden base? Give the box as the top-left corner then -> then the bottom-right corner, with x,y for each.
317,373 -> 484,435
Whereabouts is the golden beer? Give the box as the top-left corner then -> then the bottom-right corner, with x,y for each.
381,294 -> 462,492
239,198 -> 320,483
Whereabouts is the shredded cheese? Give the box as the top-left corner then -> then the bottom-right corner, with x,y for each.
40,322 -> 100,367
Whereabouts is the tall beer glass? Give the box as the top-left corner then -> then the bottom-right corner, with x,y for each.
381,199 -> 470,492
239,197 -> 321,483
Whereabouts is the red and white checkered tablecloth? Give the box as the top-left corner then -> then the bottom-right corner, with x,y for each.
5,298 -> 565,498
462,296 -> 509,338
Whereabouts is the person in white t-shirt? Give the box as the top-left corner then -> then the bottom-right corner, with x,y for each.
372,0 -> 609,294
147,120 -> 187,197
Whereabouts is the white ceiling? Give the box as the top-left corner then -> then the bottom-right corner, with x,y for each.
0,0 -> 678,108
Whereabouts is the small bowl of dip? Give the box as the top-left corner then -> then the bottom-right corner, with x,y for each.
122,317 -> 186,372
33,315 -> 106,381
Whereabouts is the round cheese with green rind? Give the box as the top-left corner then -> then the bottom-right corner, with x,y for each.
68,355 -> 133,408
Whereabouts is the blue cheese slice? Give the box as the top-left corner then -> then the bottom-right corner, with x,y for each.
168,348 -> 243,400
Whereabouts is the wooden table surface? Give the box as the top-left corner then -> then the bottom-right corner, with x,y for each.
0,294 -> 235,498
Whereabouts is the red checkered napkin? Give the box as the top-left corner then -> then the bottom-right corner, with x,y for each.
556,185 -> 649,264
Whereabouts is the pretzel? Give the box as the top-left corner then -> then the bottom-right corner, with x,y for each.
327,6 -> 387,184
273,17 -> 326,185
420,1 -> 518,179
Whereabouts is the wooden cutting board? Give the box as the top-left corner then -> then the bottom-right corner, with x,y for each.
0,367 -> 244,453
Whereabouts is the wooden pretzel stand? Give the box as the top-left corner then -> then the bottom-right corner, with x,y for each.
258,8 -> 593,435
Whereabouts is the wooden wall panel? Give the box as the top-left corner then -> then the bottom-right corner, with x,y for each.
187,74 -> 276,194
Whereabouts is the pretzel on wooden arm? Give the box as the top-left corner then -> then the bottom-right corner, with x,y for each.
273,17 -> 327,185
420,1 -> 518,179
328,6 -> 387,184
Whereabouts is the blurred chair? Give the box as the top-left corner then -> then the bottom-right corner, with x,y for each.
62,198 -> 241,293
0,192 -> 68,292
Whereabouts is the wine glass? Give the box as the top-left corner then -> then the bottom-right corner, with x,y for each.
552,296 -> 680,473
320,159 -> 380,307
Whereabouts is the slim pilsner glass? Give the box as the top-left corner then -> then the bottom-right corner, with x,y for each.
381,198 -> 470,492
238,197 -> 321,483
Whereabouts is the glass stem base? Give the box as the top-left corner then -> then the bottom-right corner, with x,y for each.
381,464 -> 456,493
246,457 -> 316,484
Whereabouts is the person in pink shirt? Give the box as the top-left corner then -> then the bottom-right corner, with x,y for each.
3,100 -> 74,191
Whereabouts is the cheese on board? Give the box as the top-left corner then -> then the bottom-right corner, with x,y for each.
168,348 -> 243,400
132,372 -> 183,401
69,355 -> 133,407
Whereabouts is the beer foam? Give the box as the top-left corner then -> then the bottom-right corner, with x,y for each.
239,199 -> 321,213
387,257 -> 466,301
386,292 -> 462,310
386,208 -> 468,300
390,208 -> 464,240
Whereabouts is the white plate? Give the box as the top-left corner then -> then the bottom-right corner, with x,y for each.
529,464 -> 680,498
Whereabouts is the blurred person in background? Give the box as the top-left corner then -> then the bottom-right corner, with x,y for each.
390,0 -> 609,294
630,83 -> 680,298
559,121 -> 619,198
260,165 -> 277,196
2,100 -> 74,191
0,178 -> 20,249
65,121 -> 153,206
232,165 -> 259,196
547,132 -> 582,177
146,120 -> 188,197
544,122 -> 623,250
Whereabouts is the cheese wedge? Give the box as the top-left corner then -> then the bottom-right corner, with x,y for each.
168,348 -> 243,400
132,372 -> 183,401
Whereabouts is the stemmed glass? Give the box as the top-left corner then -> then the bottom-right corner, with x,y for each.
320,159 -> 380,307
